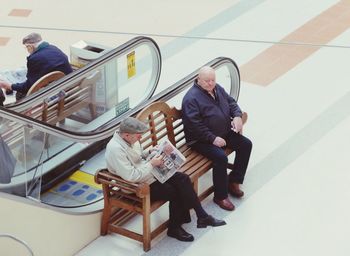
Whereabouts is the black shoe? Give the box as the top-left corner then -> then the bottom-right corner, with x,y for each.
167,226 -> 194,242
197,215 -> 226,228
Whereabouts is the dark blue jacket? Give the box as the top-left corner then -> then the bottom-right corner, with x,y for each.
11,42 -> 73,94
182,81 -> 242,144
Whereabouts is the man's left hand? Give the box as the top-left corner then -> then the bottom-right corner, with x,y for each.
231,116 -> 243,134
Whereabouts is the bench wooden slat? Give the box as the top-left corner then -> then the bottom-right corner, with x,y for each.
28,70 -> 100,125
2,71 -> 102,151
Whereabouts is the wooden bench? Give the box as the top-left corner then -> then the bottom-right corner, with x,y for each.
94,101 -> 247,251
2,70 -> 101,149
24,70 -> 100,125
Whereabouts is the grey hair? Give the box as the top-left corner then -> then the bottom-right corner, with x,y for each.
22,33 -> 42,45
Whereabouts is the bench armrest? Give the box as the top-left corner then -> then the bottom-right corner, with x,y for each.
95,169 -> 153,198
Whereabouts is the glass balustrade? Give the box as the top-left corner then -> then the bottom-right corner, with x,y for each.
0,57 -> 240,208
6,36 -> 162,133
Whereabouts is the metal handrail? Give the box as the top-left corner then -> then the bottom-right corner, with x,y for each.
0,56 -> 240,210
0,233 -> 34,256
0,57 -> 239,144
6,36 -> 161,113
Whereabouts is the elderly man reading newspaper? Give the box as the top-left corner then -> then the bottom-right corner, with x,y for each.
105,117 -> 226,242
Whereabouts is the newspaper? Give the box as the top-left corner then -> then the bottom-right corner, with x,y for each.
147,139 -> 186,183
0,67 -> 27,84
45,90 -> 66,104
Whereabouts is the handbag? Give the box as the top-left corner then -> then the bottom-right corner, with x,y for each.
0,135 -> 16,184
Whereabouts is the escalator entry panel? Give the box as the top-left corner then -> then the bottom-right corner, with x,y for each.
40,170 -> 102,207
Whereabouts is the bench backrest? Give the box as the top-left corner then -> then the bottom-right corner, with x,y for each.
3,71 -> 100,149
136,101 -> 248,178
136,100 -> 247,151
22,70 -> 100,125
136,101 -> 185,151
41,70 -> 100,124
26,71 -> 65,96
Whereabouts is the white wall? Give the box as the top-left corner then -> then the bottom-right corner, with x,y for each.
0,193 -> 101,256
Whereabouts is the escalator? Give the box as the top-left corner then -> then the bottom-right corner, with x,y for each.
5,36 -> 162,118
0,36 -> 161,198
0,56 -> 240,213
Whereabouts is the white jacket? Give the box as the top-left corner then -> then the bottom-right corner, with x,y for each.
105,132 -> 153,183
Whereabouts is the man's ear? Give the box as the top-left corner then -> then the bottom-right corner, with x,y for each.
27,44 -> 35,54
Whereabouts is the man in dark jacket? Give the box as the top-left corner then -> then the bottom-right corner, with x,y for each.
182,66 -> 252,211
0,32 -> 73,100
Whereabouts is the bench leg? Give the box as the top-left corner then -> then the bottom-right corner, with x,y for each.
89,103 -> 97,119
59,118 -> 66,125
101,206 -> 111,235
142,195 -> 151,251
193,179 -> 199,195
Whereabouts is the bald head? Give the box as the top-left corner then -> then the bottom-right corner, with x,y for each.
198,66 -> 215,78
197,66 -> 216,92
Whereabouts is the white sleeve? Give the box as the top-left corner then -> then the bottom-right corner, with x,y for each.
105,142 -> 153,183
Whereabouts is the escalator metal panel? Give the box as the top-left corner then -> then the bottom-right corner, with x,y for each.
41,170 -> 102,207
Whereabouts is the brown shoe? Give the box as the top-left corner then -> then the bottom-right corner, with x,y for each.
228,183 -> 244,198
213,198 -> 235,211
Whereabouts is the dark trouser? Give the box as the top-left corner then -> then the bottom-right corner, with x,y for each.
15,91 -> 26,101
150,172 -> 200,229
191,132 -> 252,200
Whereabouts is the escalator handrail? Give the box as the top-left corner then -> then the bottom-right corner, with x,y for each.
5,36 -> 161,113
0,57 -> 239,144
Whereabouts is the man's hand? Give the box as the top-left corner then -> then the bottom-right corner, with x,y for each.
213,136 -> 226,147
231,116 -> 243,134
0,80 -> 12,91
150,155 -> 163,167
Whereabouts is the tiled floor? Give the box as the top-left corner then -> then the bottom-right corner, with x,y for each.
1,0 -> 350,255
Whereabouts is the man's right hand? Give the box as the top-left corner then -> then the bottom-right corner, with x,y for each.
150,155 -> 163,167
213,136 -> 226,147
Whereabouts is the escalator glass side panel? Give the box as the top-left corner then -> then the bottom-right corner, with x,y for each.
0,58 -> 238,145
156,58 -> 240,111
0,115 -> 79,198
0,57 -> 239,210
5,37 -> 161,135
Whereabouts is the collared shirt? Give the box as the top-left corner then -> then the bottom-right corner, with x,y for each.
207,88 -> 217,100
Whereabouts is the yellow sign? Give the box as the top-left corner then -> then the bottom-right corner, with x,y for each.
127,51 -> 136,78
